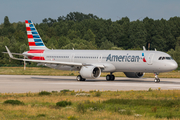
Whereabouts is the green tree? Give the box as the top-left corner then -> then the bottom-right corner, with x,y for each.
100,38 -> 115,50
68,30 -> 80,40
128,20 -> 146,49
83,29 -> 96,44
4,16 -> 11,27
57,36 -> 70,48
62,38 -> 97,49
173,37 -> 180,67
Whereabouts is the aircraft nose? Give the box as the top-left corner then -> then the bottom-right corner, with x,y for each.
169,60 -> 178,70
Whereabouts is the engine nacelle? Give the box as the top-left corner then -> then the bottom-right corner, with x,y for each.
124,72 -> 144,78
80,66 -> 101,79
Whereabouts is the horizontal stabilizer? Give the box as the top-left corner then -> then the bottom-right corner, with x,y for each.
2,52 -> 33,57
5,46 -> 24,60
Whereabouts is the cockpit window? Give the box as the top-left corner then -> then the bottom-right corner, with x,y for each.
158,56 -> 173,60
166,57 -> 171,60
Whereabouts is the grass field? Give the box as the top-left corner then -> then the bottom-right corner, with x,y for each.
0,67 -> 180,78
0,90 -> 180,120
0,67 -> 180,119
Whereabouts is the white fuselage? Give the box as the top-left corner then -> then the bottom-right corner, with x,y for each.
24,49 -> 178,73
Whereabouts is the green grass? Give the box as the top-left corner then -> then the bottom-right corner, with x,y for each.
38,91 -> 51,96
56,100 -> 72,107
3,100 -> 24,105
0,90 -> 180,119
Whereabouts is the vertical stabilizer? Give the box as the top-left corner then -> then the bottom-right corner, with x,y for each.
25,20 -> 48,50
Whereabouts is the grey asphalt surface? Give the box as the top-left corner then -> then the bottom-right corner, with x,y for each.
0,75 -> 180,93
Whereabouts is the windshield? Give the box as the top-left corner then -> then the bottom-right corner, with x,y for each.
158,56 -> 173,60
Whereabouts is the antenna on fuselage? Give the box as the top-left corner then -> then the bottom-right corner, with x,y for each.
155,48 -> 157,51
143,46 -> 146,51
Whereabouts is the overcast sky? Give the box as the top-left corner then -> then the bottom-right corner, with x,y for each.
0,0 -> 180,24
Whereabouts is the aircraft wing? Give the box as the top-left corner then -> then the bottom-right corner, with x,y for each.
5,46 -> 105,68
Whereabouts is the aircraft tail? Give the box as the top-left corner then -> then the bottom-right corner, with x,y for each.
25,20 -> 49,51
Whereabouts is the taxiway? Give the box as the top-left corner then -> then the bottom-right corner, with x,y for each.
0,75 -> 180,93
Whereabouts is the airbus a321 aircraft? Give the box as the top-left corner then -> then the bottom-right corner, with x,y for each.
5,20 -> 178,83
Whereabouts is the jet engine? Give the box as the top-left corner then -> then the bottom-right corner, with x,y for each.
124,72 -> 144,78
80,66 -> 101,79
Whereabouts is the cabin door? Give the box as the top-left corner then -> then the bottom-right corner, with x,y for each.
147,53 -> 154,65
70,54 -> 75,62
98,54 -> 102,62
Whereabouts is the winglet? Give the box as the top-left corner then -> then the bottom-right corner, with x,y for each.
5,46 -> 24,60
5,46 -> 14,58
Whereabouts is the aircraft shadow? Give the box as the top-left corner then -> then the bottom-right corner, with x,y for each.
30,77 -> 180,84
30,77 -> 75,81
86,79 -> 180,84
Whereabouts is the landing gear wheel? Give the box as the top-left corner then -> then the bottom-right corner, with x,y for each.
154,78 -> 160,83
110,75 -> 115,81
106,74 -> 115,81
77,75 -> 82,81
154,79 -> 158,83
106,75 -> 111,81
154,73 -> 160,83
76,75 -> 86,81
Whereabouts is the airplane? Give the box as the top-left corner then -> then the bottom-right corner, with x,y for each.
4,20 -> 178,83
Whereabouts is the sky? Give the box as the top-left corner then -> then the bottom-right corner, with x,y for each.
0,0 -> 180,24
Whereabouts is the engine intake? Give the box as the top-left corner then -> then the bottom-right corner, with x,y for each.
124,72 -> 144,78
80,66 -> 101,79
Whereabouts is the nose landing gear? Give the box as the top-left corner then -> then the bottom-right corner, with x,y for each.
154,73 -> 160,83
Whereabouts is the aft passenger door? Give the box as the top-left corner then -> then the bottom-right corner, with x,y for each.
70,54 -> 75,62
98,54 -> 102,62
147,53 -> 154,65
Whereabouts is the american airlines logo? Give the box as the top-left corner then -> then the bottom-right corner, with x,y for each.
106,54 -> 141,62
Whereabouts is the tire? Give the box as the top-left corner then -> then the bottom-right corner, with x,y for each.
77,75 -> 82,81
111,75 -> 115,81
154,78 -> 160,83
106,75 -> 110,81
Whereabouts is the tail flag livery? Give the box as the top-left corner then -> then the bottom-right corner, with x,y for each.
142,53 -> 147,62
25,20 -> 48,51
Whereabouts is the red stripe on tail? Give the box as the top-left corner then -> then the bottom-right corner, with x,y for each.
28,42 -> 36,46
27,35 -> 33,38
25,20 -> 29,23
26,27 -> 31,31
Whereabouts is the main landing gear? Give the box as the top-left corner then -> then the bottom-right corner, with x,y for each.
106,72 -> 115,81
76,75 -> 86,81
154,73 -> 160,83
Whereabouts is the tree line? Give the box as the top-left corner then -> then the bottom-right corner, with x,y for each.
0,12 -> 179,67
